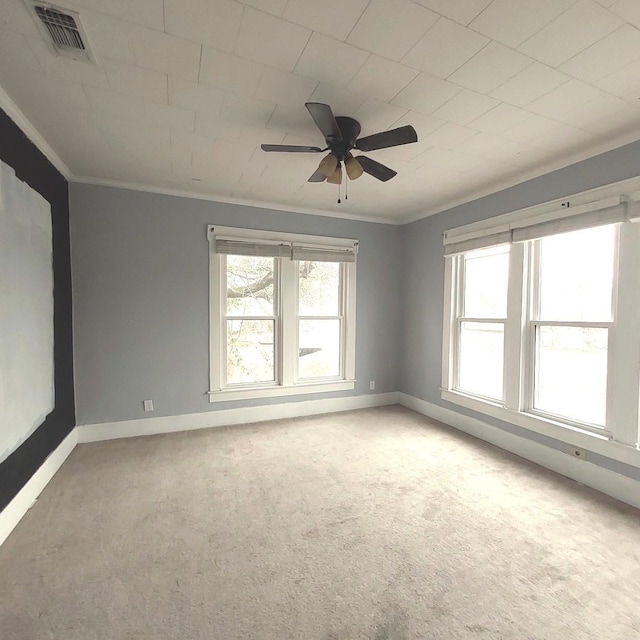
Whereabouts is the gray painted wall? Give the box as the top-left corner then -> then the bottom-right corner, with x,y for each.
70,184 -> 401,425
400,139 -> 640,482
70,140 -> 640,480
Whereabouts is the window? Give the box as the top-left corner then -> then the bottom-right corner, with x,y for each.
442,192 -> 640,458
225,255 -> 277,386
529,225 -> 616,427
297,261 -> 342,380
209,226 -> 356,401
454,245 -> 509,402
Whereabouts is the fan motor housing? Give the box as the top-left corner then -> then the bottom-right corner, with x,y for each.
332,117 -> 361,160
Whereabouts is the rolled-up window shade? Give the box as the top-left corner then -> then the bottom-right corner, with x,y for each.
215,238 -> 292,258
628,200 -> 640,223
291,245 -> 357,263
512,203 -> 626,243
444,230 -> 512,256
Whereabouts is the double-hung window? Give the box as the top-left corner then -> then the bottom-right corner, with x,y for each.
296,259 -> 343,380
442,191 -> 640,459
208,226 -> 357,401
528,224 -> 616,428
454,245 -> 509,402
225,254 -> 278,385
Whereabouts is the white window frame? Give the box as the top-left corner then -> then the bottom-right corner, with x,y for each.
522,231 -> 617,436
222,253 -> 280,389
295,262 -> 346,383
450,245 -> 509,403
208,225 -> 357,402
442,182 -> 640,468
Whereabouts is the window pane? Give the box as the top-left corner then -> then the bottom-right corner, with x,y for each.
538,225 -> 615,322
226,255 -> 274,316
227,319 -> 274,384
298,319 -> 340,379
534,325 -> 607,426
298,261 -> 340,316
458,321 -> 504,400
463,246 -> 509,318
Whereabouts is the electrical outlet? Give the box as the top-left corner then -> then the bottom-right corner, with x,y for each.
143,399 -> 154,412
369,381 -> 375,391
570,447 -> 586,460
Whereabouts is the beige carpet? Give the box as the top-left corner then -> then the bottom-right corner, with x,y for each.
1,406 -> 640,639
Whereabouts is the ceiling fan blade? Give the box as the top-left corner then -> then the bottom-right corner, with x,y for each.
305,102 -> 343,143
308,168 -> 327,182
261,144 -> 323,152
355,125 -> 418,152
356,156 -> 397,182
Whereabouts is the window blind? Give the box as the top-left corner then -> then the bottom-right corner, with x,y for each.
512,201 -> 626,243
214,238 -> 292,258
443,230 -> 512,256
444,197 -> 627,254
291,244 -> 357,263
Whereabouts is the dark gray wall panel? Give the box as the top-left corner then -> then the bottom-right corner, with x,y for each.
0,108 -> 75,512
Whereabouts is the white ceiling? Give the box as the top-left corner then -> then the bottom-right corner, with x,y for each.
3,0 -> 640,223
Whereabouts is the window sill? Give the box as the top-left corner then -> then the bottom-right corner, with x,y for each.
209,380 -> 355,402
441,388 -> 640,468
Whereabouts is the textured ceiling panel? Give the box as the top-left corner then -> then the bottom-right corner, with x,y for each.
1,0 -> 640,222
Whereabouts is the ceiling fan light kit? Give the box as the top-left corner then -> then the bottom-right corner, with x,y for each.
260,102 -> 417,203
318,152 -> 339,178
345,156 -> 364,181
326,164 -> 343,185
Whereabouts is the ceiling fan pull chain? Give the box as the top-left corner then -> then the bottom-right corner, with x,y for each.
337,179 -> 341,204
345,173 -> 348,201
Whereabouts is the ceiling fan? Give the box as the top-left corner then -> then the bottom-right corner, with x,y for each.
261,102 -> 418,188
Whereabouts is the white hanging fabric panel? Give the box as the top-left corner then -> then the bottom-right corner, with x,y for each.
0,159 -> 54,464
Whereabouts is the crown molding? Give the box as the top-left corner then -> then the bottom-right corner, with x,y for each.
0,85 -> 72,180
0,81 -> 397,225
5,78 -> 640,229
400,128 -> 640,225
71,175 -> 400,225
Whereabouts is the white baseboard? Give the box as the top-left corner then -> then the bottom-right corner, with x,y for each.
0,429 -> 78,548
3,392 -> 637,552
398,393 -> 640,511
78,392 -> 399,443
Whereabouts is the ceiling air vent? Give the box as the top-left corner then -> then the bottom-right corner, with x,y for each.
28,2 -> 95,63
